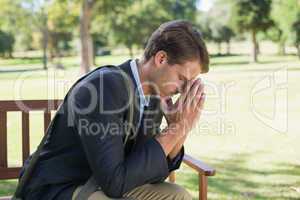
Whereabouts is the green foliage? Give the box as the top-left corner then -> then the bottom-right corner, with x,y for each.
230,0 -> 273,33
49,32 -> 73,56
209,23 -> 235,44
292,13 -> 300,57
195,12 -> 213,41
46,0 -> 80,56
108,0 -> 197,53
47,0 -> 79,33
271,0 -> 299,40
0,30 -> 15,57
229,0 -> 274,61
271,0 -> 300,56
168,0 -> 197,21
0,0 -> 299,59
0,0 -> 34,50
196,0 -> 235,54
292,13 -> 300,45
0,0 -> 29,32
265,24 -> 283,43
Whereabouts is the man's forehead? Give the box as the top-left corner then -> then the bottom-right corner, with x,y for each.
178,61 -> 201,80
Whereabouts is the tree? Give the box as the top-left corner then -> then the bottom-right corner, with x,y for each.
90,14 -> 111,65
109,0 -> 197,57
0,30 -> 14,57
0,0 -> 32,55
17,0 -> 52,70
265,24 -> 286,55
269,1 -> 287,55
197,1 -> 235,55
271,0 -> 300,58
292,14 -> 300,58
110,0 -> 169,57
44,0 -> 130,73
195,12 -> 213,41
79,0 -> 94,74
209,22 -> 235,55
230,0 -> 273,62
78,0 -> 131,74
221,26 -> 235,55
47,0 -> 79,60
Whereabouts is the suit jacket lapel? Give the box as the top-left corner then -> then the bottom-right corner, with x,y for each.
117,60 -> 163,149
135,96 -> 163,147
118,60 -> 141,141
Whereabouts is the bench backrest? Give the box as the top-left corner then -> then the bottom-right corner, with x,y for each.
0,100 -> 62,180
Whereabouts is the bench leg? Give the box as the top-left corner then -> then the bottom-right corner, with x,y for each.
199,174 -> 207,200
168,171 -> 176,183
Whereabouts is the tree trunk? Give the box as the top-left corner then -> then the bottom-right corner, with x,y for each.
80,0 -> 94,74
217,42 -> 222,55
42,17 -> 48,70
278,40 -> 286,55
256,42 -> 260,55
42,30 -> 48,70
226,41 -> 231,55
251,30 -> 258,63
89,37 -> 94,66
128,46 -> 133,58
93,40 -> 97,66
8,51 -> 13,58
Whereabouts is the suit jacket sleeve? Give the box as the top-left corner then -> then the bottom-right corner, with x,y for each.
167,146 -> 184,172
69,69 -> 169,198
149,109 -> 184,184
156,110 -> 184,172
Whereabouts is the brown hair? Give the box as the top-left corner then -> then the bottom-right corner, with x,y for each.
144,20 -> 209,73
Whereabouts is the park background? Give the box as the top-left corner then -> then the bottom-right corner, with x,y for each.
0,0 -> 299,199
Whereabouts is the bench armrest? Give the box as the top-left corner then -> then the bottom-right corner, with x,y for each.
0,196 -> 12,200
183,154 -> 216,176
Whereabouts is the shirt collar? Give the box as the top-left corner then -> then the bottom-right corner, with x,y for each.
130,59 -> 150,107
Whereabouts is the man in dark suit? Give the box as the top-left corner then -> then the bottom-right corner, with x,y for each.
22,20 -> 209,200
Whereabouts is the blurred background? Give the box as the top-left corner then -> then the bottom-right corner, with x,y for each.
0,0 -> 299,199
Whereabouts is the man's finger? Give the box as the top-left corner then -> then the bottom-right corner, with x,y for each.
196,92 -> 206,111
189,79 -> 202,106
180,80 -> 194,105
192,82 -> 204,109
184,78 -> 201,106
176,80 -> 192,110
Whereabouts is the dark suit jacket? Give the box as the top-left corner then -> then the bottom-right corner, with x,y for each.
23,60 -> 184,200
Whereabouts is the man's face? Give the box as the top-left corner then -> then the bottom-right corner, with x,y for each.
149,54 -> 202,98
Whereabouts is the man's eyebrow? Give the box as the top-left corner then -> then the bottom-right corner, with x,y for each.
179,74 -> 188,81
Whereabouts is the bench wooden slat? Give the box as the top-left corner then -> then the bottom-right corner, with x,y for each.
0,100 -> 217,200
0,196 -> 12,200
22,112 -> 30,165
0,111 -> 7,168
44,111 -> 51,134
0,167 -> 21,179
0,100 -> 62,112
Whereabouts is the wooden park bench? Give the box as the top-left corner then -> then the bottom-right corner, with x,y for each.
0,100 -> 216,200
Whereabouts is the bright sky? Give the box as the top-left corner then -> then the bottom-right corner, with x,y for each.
197,0 -> 215,12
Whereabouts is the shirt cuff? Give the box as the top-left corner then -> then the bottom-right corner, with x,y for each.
167,146 -> 185,172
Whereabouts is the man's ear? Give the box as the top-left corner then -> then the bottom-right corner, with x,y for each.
154,50 -> 168,67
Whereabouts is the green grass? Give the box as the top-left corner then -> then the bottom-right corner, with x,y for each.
0,52 -> 299,199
